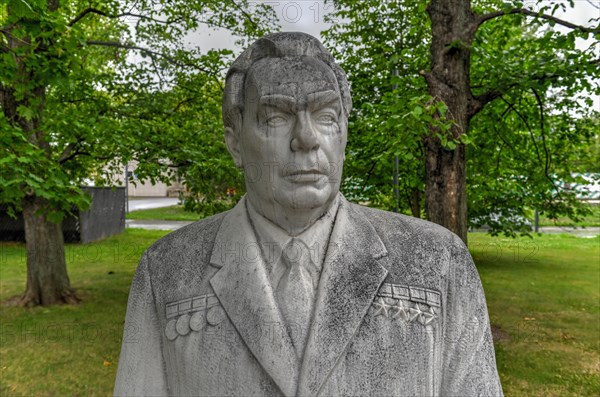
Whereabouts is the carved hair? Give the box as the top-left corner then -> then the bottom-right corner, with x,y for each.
222,32 -> 352,135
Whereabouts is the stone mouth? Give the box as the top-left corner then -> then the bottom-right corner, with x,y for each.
286,169 -> 324,176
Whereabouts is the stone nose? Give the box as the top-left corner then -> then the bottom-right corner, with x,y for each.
290,111 -> 320,152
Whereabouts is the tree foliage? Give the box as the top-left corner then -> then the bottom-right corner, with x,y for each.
324,0 -> 599,237
0,0 -> 276,306
322,0 -> 432,214
2,0 -> 274,216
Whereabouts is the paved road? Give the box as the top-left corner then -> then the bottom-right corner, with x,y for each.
126,197 -> 188,230
128,197 -> 179,212
533,226 -> 599,238
469,226 -> 599,238
126,219 -> 193,230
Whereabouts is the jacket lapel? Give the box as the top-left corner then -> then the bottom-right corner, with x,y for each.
298,198 -> 390,396
209,197 -> 299,397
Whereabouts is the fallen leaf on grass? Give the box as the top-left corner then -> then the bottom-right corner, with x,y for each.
561,332 -> 574,340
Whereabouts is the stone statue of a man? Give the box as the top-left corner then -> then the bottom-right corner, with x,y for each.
114,32 -> 503,397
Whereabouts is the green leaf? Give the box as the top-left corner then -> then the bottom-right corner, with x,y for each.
16,105 -> 36,121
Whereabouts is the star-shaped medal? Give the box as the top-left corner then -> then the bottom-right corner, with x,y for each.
373,297 -> 391,318
419,306 -> 437,325
390,299 -> 410,322
408,303 -> 423,322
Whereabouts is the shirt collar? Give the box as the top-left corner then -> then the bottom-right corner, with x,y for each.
246,194 -> 340,269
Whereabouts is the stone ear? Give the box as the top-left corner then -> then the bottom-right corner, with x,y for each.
224,127 -> 242,168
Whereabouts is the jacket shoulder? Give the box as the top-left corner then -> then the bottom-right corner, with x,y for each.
142,210 -> 228,277
351,203 -> 459,247
349,203 -> 467,288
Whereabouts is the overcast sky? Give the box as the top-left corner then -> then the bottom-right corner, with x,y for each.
183,1 -> 332,51
171,1 -> 597,111
190,0 -> 599,52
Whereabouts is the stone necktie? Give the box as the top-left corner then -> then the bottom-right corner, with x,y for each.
276,238 -> 317,359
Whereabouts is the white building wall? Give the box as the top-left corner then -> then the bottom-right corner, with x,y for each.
128,180 -> 169,197
110,161 -> 173,197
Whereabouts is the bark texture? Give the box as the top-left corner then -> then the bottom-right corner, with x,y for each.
409,188 -> 421,219
424,0 -> 479,243
20,197 -> 79,306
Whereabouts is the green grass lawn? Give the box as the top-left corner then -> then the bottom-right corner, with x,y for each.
0,229 -> 170,396
1,230 -> 598,396
471,233 -> 600,396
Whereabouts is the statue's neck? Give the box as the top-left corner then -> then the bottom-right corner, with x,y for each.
246,195 -> 335,236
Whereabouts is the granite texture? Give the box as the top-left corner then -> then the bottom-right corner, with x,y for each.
114,196 -> 503,396
114,32 -> 503,397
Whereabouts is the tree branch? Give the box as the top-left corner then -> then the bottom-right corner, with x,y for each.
493,137 -> 506,175
68,8 -> 110,26
58,150 -> 92,164
470,86 -> 516,116
58,142 -> 78,164
58,136 -> 87,164
361,158 -> 379,194
498,95 -> 542,164
498,92 -> 562,199
172,97 -> 198,113
85,40 -> 213,75
491,121 -> 529,164
531,88 -> 551,177
69,8 -> 183,27
229,0 -> 259,29
477,8 -> 600,33
469,58 -> 593,117
530,86 -> 564,199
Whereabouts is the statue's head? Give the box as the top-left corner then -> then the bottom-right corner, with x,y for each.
222,32 -> 352,228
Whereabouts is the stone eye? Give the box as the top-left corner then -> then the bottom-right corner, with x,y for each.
266,115 -> 288,127
315,113 -> 336,126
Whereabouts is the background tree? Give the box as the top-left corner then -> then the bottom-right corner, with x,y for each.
324,0 -> 599,241
0,0 -> 274,306
323,0 -> 433,216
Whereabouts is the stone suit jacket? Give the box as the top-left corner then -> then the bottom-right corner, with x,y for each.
114,195 -> 503,396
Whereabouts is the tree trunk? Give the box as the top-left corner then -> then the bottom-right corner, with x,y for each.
423,137 -> 468,241
409,188 -> 421,218
424,0 -> 478,243
19,196 -> 80,307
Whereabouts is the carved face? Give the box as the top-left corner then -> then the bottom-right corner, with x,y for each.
230,56 -> 347,220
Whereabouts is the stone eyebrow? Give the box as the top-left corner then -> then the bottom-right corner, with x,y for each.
307,90 -> 341,112
258,95 -> 296,112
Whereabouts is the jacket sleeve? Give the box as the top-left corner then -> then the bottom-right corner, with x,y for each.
440,235 -> 504,396
114,252 -> 169,396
